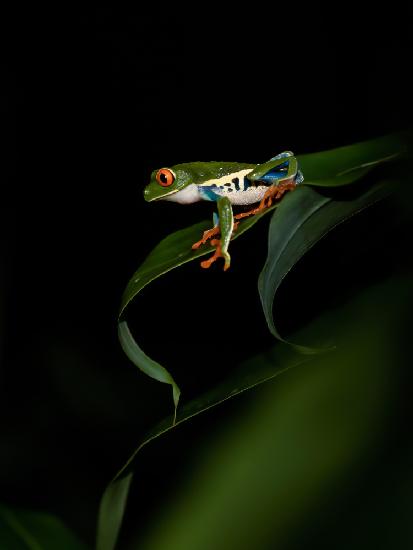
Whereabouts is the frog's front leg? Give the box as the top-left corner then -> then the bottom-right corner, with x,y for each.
199,196 -> 234,271
191,226 -> 220,250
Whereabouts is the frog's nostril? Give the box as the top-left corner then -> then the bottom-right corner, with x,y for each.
143,187 -> 152,201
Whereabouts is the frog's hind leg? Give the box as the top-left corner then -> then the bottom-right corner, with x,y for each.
233,152 -> 300,221
233,180 -> 297,222
259,180 -> 297,209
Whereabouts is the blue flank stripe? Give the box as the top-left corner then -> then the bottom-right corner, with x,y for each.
199,186 -> 220,202
257,161 -> 304,185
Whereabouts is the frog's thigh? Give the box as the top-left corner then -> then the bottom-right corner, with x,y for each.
248,155 -> 298,182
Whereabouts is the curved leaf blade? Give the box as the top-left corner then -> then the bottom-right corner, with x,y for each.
139,280 -> 402,550
97,340 -> 314,550
258,179 -> 397,347
118,204 -> 281,414
299,132 -> 408,186
119,207 -> 279,317
118,321 -> 181,418
303,166 -> 372,188
96,474 -> 133,550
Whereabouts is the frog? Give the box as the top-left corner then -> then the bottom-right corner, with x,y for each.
143,152 -> 304,270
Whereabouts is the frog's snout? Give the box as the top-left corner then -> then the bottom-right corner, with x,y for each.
143,187 -> 151,201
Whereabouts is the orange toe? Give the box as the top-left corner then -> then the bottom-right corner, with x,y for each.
192,226 -> 220,250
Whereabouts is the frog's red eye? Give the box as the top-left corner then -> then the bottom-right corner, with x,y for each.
156,168 -> 175,187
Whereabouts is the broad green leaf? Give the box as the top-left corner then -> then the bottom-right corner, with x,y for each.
138,280 -> 403,550
119,206 -> 280,317
97,341 -> 314,550
258,178 -> 398,348
303,166 -> 372,187
0,504 -> 88,550
118,202 -> 282,416
299,132 -> 409,186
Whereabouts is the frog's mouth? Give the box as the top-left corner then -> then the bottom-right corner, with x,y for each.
159,184 -> 202,204
144,186 -> 175,202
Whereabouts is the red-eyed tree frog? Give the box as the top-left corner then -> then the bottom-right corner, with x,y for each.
144,152 -> 304,270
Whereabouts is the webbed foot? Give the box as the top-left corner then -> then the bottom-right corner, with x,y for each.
192,226 -> 221,250
200,239 -> 231,271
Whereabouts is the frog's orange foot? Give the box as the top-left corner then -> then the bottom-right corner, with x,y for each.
260,180 -> 296,209
200,239 -> 230,271
192,226 -> 220,250
234,205 -> 261,221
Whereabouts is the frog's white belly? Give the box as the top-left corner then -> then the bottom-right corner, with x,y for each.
215,185 -> 268,205
162,184 -> 202,204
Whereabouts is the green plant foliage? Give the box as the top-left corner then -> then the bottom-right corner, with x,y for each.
99,132 -> 410,550
96,474 -> 133,550
118,208 -> 279,418
118,132 -> 408,410
299,132 -> 408,186
258,178 -> 397,348
96,341 -> 313,550
136,279 -> 408,550
0,504 -> 89,550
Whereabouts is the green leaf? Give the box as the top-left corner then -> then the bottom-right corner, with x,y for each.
119,207 -> 280,317
118,321 -> 181,422
96,474 -> 133,550
0,504 -> 88,550
118,202 -> 281,417
258,178 -> 398,348
137,279 -> 404,550
97,341 -> 314,550
299,131 -> 409,186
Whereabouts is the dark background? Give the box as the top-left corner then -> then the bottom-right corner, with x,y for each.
2,6 -> 413,548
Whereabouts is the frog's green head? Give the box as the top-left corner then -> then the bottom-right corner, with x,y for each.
144,165 -> 201,204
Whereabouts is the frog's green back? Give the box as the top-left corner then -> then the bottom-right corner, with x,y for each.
171,161 -> 256,184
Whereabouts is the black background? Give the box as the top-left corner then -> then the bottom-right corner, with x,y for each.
2,6 -> 413,547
